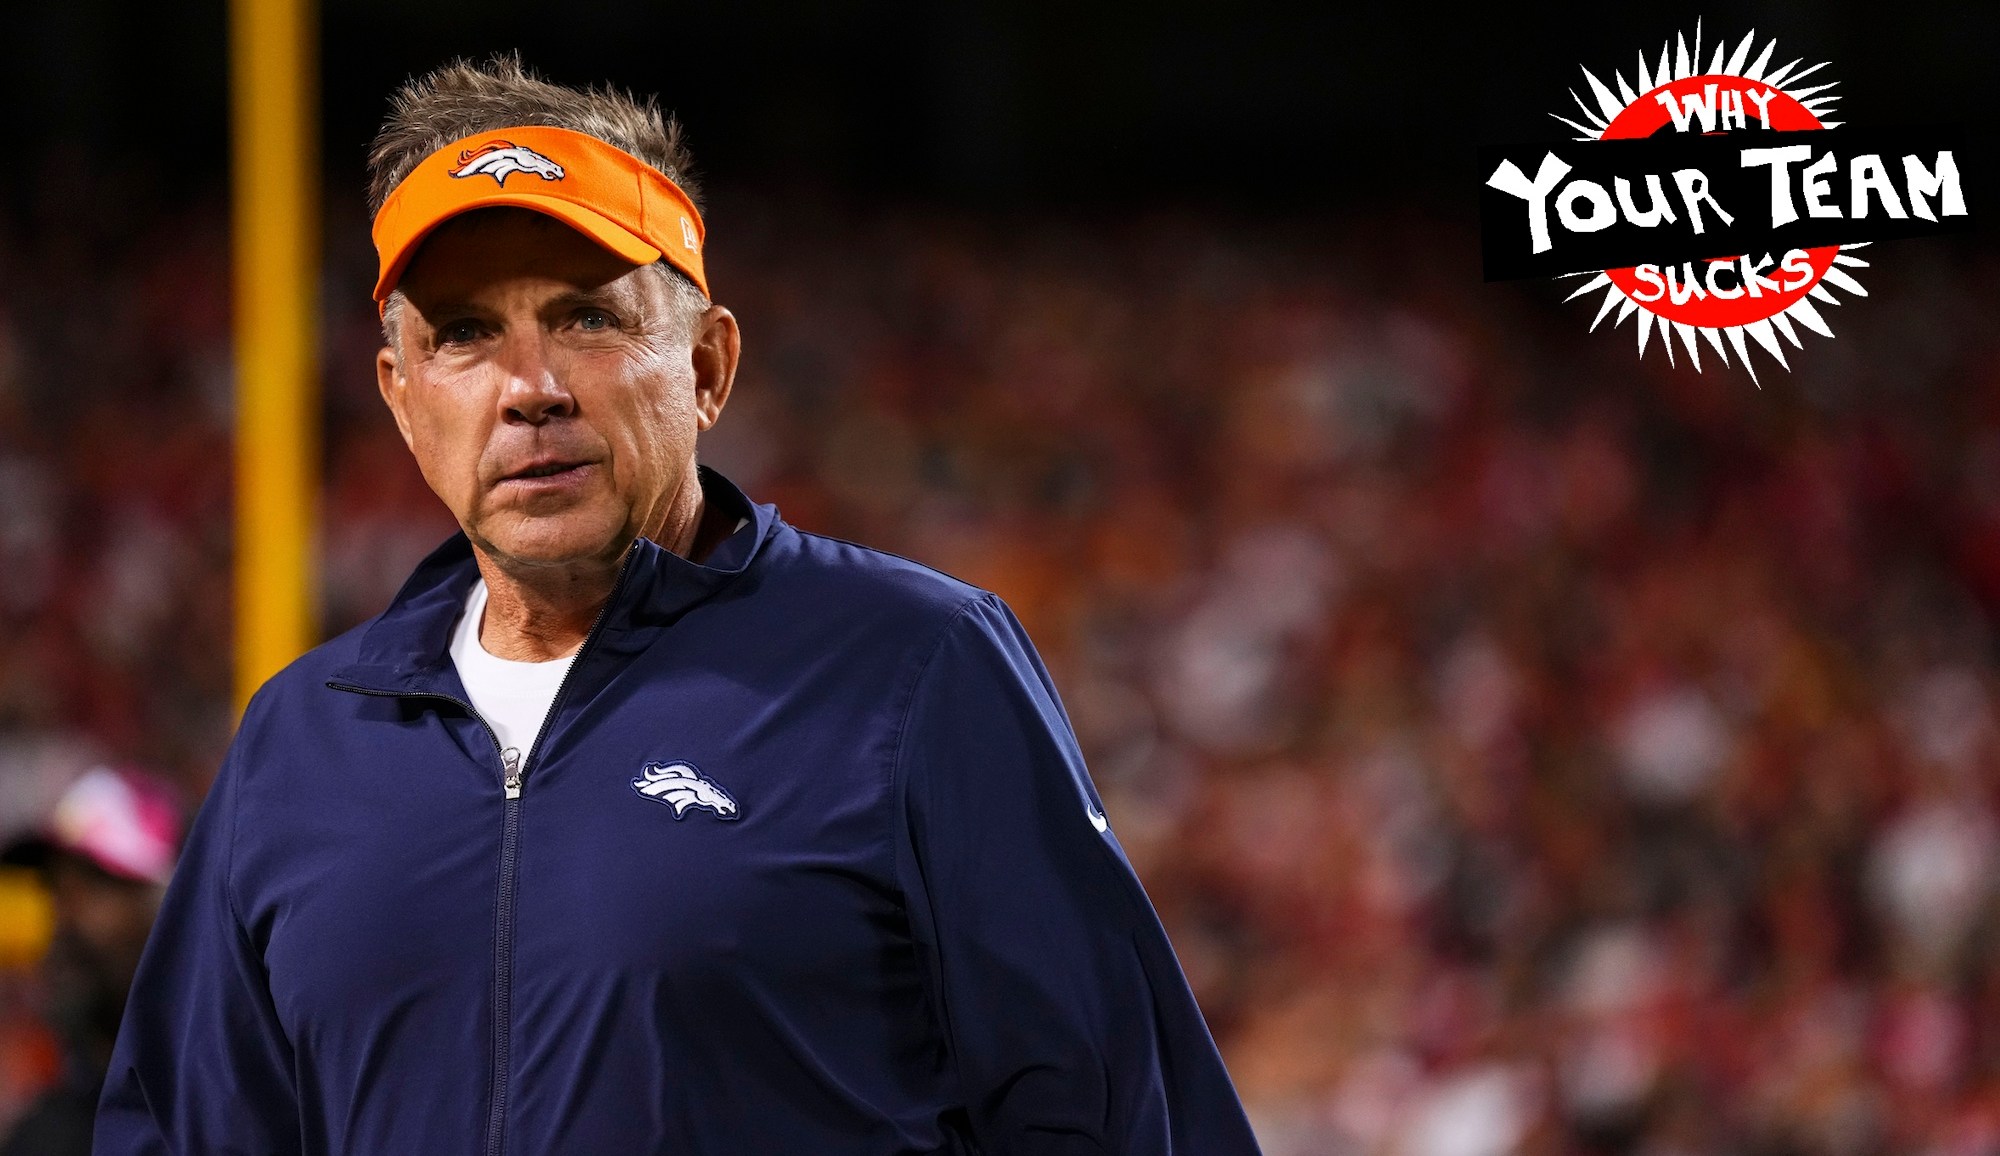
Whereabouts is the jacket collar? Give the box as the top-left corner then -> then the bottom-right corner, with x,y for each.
328,465 -> 779,696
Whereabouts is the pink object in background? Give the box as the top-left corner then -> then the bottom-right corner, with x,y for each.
5,769 -> 185,887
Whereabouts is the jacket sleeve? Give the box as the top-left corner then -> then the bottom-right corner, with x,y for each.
94,705 -> 301,1155
893,594 -> 1261,1155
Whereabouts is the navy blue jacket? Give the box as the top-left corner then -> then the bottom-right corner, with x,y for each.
96,469 -> 1261,1155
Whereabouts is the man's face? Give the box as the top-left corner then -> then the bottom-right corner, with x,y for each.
377,209 -> 736,571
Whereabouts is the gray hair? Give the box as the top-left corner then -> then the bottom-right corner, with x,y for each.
371,53 -> 711,352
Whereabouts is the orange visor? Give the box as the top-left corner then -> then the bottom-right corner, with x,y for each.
370,125 -> 708,305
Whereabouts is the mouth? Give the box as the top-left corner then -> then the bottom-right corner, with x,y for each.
497,459 -> 594,488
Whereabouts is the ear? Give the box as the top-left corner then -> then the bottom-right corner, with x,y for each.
376,344 -> 416,450
689,305 -> 740,432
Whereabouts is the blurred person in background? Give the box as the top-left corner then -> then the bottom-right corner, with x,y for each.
0,768 -> 182,1156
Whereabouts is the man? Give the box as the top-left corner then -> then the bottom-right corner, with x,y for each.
97,56 -> 1260,1154
1,767 -> 184,1156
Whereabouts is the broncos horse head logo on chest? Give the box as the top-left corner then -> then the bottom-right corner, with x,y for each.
631,762 -> 740,821
450,140 -> 566,186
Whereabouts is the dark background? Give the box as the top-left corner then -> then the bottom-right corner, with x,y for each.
4,1 -> 1994,220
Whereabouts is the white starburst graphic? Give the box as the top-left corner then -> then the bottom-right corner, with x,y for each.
1550,23 -> 1865,384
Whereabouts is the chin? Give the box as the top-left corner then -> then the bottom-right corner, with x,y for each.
476,513 -> 629,570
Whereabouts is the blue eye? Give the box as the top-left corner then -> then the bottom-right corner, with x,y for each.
577,309 -> 614,331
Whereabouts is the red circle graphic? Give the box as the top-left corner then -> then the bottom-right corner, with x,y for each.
1595,75 -> 1837,329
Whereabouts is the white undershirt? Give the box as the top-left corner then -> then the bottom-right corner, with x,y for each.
447,516 -> 750,756
448,579 -> 578,758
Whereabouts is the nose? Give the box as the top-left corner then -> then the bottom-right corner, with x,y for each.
495,329 -> 575,425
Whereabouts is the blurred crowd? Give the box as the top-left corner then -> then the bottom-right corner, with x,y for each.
1,168 -> 1999,1154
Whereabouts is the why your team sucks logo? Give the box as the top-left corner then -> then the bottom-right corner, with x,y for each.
631,762 -> 740,821
450,141 -> 566,187
1480,22 -> 1972,382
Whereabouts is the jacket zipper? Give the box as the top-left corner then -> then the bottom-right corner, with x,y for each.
488,744 -> 522,1156
327,541 -> 639,1156
317,681 -> 516,1153
481,544 -> 637,1156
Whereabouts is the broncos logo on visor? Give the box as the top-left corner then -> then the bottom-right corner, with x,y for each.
631,762 -> 740,821
450,141 -> 565,186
